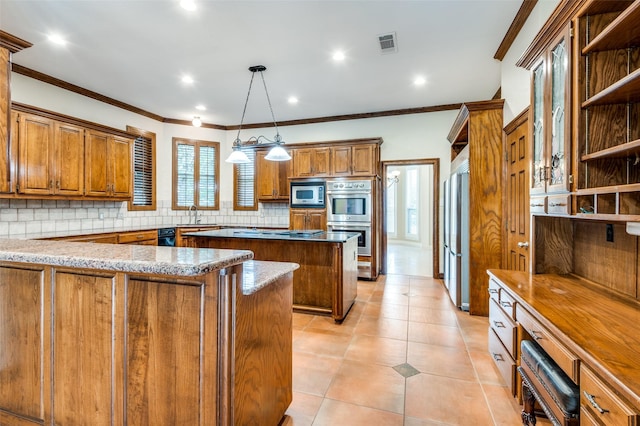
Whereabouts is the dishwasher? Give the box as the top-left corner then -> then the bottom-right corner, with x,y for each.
157,227 -> 176,246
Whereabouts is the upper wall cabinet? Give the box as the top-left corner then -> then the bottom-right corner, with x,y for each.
292,147 -> 330,177
5,103 -> 134,201
530,25 -> 572,202
17,113 -> 85,196
256,150 -> 291,201
330,143 -> 378,177
573,0 -> 640,218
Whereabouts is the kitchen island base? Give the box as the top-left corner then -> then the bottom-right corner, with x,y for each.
0,241 -> 296,426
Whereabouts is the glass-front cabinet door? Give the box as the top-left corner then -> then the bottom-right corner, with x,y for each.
529,27 -> 572,197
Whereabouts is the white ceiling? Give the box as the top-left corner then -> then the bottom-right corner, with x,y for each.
1,0 -> 523,126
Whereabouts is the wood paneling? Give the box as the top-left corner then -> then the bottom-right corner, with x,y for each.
52,271 -> 117,425
0,47 -> 9,193
0,265 -> 45,420
126,279 -> 203,425
533,215 -> 574,274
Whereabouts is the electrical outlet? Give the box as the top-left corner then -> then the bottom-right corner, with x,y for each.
606,223 -> 614,242
99,212 -> 104,220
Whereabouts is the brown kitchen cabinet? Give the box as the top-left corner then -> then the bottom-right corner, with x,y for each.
85,129 -> 132,199
289,208 -> 327,231
118,230 -> 158,245
256,150 -> 291,201
16,113 -> 85,196
331,143 -> 378,177
292,147 -> 330,177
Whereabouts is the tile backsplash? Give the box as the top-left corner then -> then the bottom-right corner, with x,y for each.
0,199 -> 290,238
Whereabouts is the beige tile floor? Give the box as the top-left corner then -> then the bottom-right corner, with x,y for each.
285,273 -> 530,425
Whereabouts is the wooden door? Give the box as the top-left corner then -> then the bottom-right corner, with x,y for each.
111,135 -> 132,197
1,109 -> 18,193
18,113 -> 54,195
85,130 -> 110,197
331,146 -> 351,176
276,159 -> 291,200
292,148 -> 313,177
256,151 -> 277,200
351,144 -> 376,175
289,209 -> 308,230
505,115 -> 530,272
307,209 -> 327,230
313,147 -> 331,176
54,122 -> 85,196
0,47 -> 10,193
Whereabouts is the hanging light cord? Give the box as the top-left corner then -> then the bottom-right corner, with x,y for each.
258,70 -> 282,143
234,71 -> 256,146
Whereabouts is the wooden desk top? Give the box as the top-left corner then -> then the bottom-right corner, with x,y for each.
488,269 -> 640,408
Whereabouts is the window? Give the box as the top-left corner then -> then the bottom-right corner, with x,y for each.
233,149 -> 257,210
172,138 -> 220,210
126,126 -> 156,211
405,167 -> 419,238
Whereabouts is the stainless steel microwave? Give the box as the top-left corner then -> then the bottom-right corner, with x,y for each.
290,181 -> 325,208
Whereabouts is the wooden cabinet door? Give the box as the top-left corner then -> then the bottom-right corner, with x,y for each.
351,144 -> 376,176
111,135 -> 132,198
331,146 -> 352,176
314,147 -> 331,176
289,209 -> 308,230
292,148 -> 313,177
257,151 -> 278,200
54,122 -> 85,196
307,209 -> 327,230
17,113 -> 55,195
1,109 -> 18,193
0,47 -> 10,193
85,130 -> 110,197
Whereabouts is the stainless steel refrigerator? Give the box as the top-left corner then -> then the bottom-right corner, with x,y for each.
443,170 -> 469,311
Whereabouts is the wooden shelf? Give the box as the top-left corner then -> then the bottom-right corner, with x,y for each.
581,139 -> 640,161
582,0 -> 640,54
579,0 -> 634,18
576,183 -> 640,195
582,67 -> 640,107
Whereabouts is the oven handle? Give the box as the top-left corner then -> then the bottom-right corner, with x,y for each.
327,222 -> 371,229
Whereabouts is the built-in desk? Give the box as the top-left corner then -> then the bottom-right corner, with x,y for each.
488,269 -> 640,425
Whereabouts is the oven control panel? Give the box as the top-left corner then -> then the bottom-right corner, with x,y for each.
326,180 -> 371,191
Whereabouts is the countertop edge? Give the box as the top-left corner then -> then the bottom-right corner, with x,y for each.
242,260 -> 300,295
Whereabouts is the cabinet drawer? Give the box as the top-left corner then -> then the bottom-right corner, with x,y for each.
488,328 -> 516,396
498,288 -> 516,319
118,230 -> 157,244
516,304 -> 579,382
547,194 -> 570,215
580,365 -> 640,426
489,299 -> 517,359
488,278 -> 501,304
530,196 -> 547,214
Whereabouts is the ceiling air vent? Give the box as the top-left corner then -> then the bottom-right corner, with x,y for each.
378,32 -> 397,54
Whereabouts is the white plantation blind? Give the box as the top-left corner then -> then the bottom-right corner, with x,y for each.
173,138 -> 219,210
234,149 -> 257,210
132,136 -> 153,207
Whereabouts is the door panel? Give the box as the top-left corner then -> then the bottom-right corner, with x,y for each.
505,116 -> 530,272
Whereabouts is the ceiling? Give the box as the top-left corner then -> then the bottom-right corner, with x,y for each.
0,0 -> 524,127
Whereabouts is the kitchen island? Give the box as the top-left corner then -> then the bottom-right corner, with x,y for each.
0,239 -> 297,426
185,229 -> 358,322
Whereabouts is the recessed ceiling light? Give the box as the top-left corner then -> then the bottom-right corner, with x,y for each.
413,76 -> 426,86
47,33 -> 67,46
180,0 -> 197,11
332,50 -> 345,61
288,96 -> 299,105
182,75 -> 194,85
195,104 -> 206,111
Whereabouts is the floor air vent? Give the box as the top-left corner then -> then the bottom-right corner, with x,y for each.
378,32 -> 398,54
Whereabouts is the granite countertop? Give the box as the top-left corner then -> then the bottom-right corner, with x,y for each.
242,260 -> 299,295
184,228 -> 360,243
0,238 -> 254,276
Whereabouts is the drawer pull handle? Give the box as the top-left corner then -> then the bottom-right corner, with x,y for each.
530,203 -> 544,207
500,301 -> 512,308
583,391 -> 609,414
493,320 -> 506,328
492,353 -> 504,362
488,289 -> 498,295
530,330 -> 543,341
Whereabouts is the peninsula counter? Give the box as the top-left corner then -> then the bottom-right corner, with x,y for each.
0,239 -> 298,425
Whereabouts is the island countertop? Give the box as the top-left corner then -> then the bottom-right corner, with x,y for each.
0,237 -> 255,276
184,228 -> 360,243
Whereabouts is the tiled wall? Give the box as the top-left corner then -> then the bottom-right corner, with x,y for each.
0,199 -> 290,238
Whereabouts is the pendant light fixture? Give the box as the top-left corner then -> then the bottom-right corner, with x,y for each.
225,65 -> 291,164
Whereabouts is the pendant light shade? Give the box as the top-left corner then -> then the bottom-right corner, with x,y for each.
225,65 -> 290,164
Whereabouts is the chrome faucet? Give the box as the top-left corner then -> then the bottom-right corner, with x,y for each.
188,205 -> 199,224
